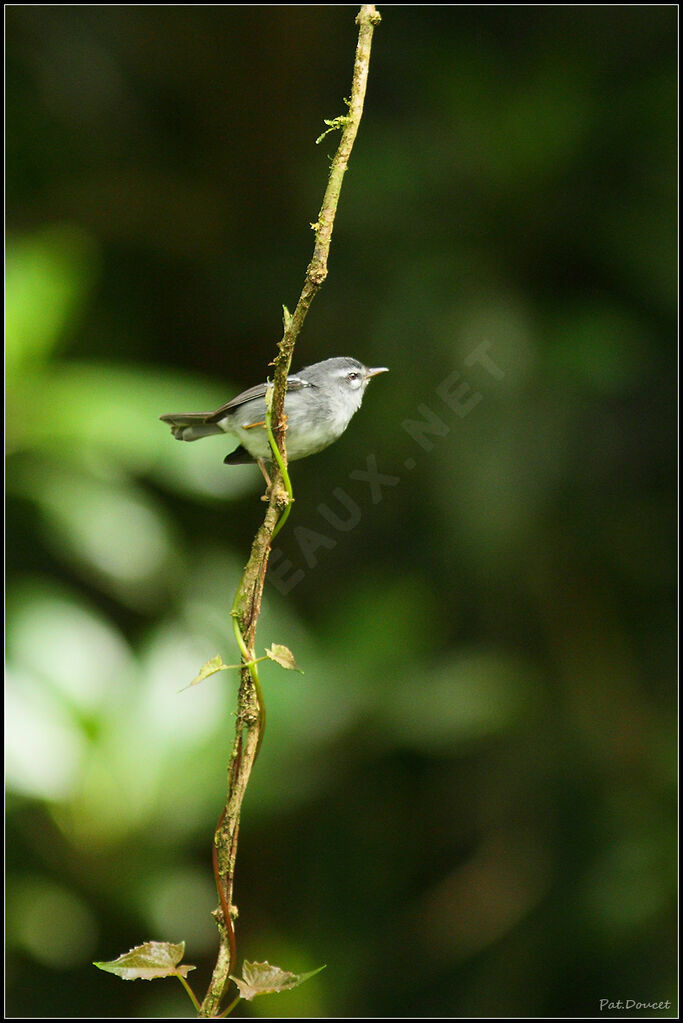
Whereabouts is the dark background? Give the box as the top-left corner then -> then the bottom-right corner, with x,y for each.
6,5 -> 677,1018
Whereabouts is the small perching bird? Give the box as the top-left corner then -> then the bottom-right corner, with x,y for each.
160,357 -> 388,479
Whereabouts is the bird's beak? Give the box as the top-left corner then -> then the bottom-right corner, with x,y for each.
365,366 -> 389,379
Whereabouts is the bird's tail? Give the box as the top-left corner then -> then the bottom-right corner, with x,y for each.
159,412 -> 225,442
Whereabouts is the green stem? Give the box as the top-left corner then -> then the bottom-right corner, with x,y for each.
176,972 -> 201,1012
265,384 -> 294,540
216,994 -> 242,1018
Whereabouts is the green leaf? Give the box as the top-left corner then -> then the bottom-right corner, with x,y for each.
94,941 -> 196,981
315,112 -> 350,145
230,960 -> 326,1000
265,643 -> 303,673
181,654 -> 235,691
6,225 -> 100,380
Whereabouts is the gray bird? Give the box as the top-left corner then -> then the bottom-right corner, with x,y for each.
160,357 -> 388,477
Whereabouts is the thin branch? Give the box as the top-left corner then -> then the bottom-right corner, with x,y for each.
270,4 -> 382,452
198,6 -> 380,1018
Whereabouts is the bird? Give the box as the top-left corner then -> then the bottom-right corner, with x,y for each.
160,357 -> 388,480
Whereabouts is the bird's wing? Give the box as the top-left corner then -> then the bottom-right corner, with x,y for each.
206,375 -> 315,423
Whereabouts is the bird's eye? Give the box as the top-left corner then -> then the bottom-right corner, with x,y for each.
347,371 -> 360,382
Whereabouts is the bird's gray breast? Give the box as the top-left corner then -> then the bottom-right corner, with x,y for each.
216,381 -> 358,462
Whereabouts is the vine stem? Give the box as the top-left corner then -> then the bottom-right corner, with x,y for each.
198,7 -> 381,1017
265,383 -> 293,540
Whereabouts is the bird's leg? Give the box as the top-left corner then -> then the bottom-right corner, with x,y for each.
257,458 -> 272,499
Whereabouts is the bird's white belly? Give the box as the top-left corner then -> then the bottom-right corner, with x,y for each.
217,414 -> 344,462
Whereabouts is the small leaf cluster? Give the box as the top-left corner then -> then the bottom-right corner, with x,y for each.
95,942 -> 324,1014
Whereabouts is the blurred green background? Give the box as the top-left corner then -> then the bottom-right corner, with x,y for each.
5,5 -> 677,1018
